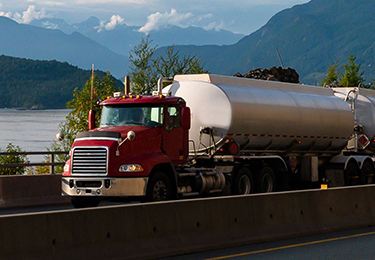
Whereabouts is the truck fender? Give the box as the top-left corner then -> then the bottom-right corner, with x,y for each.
329,155 -> 375,185
149,163 -> 178,199
329,155 -> 373,170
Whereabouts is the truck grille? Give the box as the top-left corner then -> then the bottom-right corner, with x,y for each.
71,147 -> 108,175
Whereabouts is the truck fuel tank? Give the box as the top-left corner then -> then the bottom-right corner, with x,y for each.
164,74 -> 354,155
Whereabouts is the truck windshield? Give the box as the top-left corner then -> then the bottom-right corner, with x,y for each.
100,105 -> 164,128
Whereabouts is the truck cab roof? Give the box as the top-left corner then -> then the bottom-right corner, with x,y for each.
100,95 -> 184,106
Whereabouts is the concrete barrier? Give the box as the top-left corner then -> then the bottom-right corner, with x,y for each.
0,175 -> 70,209
1,185 -> 375,259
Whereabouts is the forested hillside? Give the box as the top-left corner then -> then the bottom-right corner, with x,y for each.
0,55 -> 123,109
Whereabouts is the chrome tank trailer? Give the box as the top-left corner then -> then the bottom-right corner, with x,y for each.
164,74 -> 354,156
334,87 -> 375,151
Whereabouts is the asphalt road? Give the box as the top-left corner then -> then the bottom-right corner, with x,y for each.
163,226 -> 375,260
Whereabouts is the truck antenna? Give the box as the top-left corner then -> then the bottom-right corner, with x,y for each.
276,49 -> 285,68
91,63 -> 94,110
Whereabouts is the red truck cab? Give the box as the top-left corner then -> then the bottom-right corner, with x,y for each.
62,92 -> 190,207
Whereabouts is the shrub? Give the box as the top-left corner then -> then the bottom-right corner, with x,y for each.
0,143 -> 28,175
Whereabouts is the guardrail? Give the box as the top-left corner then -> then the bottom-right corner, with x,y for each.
0,151 -> 68,174
2,185 -> 375,259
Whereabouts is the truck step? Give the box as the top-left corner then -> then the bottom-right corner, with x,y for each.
178,172 -> 197,177
180,192 -> 200,197
209,189 -> 222,194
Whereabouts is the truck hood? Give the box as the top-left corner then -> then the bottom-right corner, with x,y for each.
94,125 -> 161,141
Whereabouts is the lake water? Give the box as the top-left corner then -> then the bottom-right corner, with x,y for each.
0,109 -> 70,153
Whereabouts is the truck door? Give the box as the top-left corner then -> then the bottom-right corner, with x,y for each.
163,105 -> 188,164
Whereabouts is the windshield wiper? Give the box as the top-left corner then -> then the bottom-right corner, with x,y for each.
124,121 -> 144,126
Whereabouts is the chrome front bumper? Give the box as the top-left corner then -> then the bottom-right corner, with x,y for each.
62,177 -> 148,197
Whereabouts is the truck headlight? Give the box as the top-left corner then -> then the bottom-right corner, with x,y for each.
119,164 -> 144,172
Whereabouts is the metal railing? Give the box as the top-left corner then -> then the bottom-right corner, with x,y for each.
0,151 -> 69,174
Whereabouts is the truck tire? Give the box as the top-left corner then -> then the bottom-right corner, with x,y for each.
232,167 -> 253,195
71,197 -> 100,208
344,162 -> 359,186
360,161 -> 374,184
146,171 -> 172,202
256,166 -> 275,193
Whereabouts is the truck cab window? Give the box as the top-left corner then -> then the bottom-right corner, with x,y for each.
167,106 -> 181,132
100,105 -> 164,127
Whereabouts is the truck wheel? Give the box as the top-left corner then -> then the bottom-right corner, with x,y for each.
146,171 -> 172,202
344,162 -> 359,186
232,167 -> 253,195
256,166 -> 275,193
360,162 -> 374,184
71,197 -> 100,208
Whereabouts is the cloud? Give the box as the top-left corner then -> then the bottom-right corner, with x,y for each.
0,3 -> 11,18
0,11 -> 12,18
42,21 -> 58,29
204,21 -> 225,31
139,8 -> 193,34
0,5 -> 47,23
96,14 -> 125,32
22,5 -> 47,23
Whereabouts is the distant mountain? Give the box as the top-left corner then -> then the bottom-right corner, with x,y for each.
0,17 -> 128,78
6,0 -> 375,85
158,0 -> 375,84
30,16 -> 245,56
0,55 -> 123,109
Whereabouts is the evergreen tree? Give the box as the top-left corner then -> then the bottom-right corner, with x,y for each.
129,36 -> 157,94
340,54 -> 364,87
320,61 -> 340,86
321,55 -> 365,87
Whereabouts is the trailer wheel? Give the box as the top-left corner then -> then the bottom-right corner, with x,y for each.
344,162 -> 360,186
146,171 -> 172,202
360,162 -> 374,184
232,167 -> 253,195
71,197 -> 100,208
256,166 -> 275,193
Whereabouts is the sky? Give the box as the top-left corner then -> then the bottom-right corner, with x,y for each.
0,0 -> 310,35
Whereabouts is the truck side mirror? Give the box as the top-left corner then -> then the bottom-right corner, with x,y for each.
181,107 -> 191,130
88,109 -> 95,130
127,131 -> 135,141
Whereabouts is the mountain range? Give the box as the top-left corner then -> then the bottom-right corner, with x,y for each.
1,0 -> 375,85
161,0 -> 375,84
30,16 -> 245,56
0,17 -> 127,78
0,16 -> 243,80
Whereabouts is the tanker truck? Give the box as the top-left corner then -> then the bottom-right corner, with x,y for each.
61,74 -> 375,208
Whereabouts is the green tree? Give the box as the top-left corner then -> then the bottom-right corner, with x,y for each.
153,45 -> 209,78
321,55 -> 365,87
129,36 -> 157,94
52,71 -> 120,155
340,54 -> 364,87
0,143 -> 28,175
320,61 -> 340,86
129,36 -> 209,94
